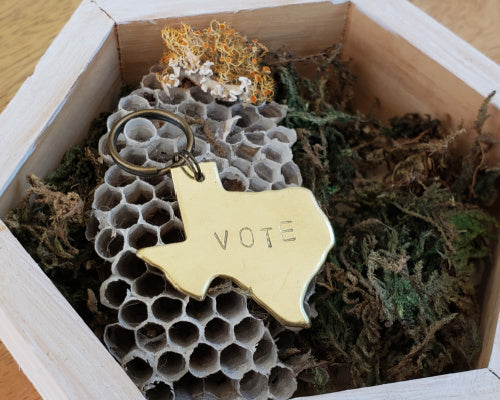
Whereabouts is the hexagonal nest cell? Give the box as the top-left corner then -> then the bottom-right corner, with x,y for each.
92,69 -> 303,398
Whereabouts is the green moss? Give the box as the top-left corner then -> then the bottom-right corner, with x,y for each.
272,47 -> 499,392
4,113 -> 112,335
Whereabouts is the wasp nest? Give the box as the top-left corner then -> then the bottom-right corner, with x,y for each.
91,70 -> 302,399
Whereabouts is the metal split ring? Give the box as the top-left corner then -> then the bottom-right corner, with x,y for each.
173,150 -> 205,182
108,109 -> 202,180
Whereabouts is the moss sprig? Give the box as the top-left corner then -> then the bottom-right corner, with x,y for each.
272,46 -> 499,392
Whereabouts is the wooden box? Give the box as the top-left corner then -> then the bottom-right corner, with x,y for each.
0,0 -> 499,398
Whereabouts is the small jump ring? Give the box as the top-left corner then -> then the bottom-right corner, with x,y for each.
173,150 -> 205,182
108,109 -> 194,177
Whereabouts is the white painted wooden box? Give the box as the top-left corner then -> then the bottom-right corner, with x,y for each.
0,0 -> 499,398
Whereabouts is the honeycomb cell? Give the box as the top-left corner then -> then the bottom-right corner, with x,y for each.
132,88 -> 158,107
232,104 -> 260,128
137,322 -> 167,351
85,213 -> 99,241
186,297 -> 214,322
115,251 -> 147,279
174,372 -> 203,398
102,135 -> 126,160
96,229 -> 125,259
216,291 -> 247,321
189,343 -> 219,378
281,161 -> 302,186
143,174 -> 165,187
249,176 -> 271,192
103,279 -> 130,308
177,135 -> 209,157
179,101 -> 206,119
220,343 -> 251,379
119,299 -> 148,327
234,316 -> 263,345
120,147 -> 148,166
190,85 -> 214,104
111,204 -> 140,229
135,272 -> 166,298
239,370 -> 268,400
124,180 -> 154,205
157,351 -> 187,381
211,140 -> 233,160
151,296 -> 183,321
104,323 -> 136,359
142,200 -> 172,226
245,131 -> 267,146
268,366 -> 296,399
262,141 -> 291,164
129,224 -> 158,249
124,354 -> 154,385
141,73 -> 163,90
246,117 -> 274,133
235,141 -> 260,161
171,202 -> 182,219
226,130 -> 244,145
165,87 -> 188,104
258,102 -> 287,121
231,158 -> 252,176
272,181 -> 287,190
205,318 -> 231,347
144,380 -> 174,400
160,222 -> 185,244
147,139 -> 177,164
106,108 -> 129,131
105,165 -> 136,187
214,156 -> 230,174
155,178 -> 176,202
207,102 -> 231,121
254,159 -> 279,183
124,117 -> 157,144
219,168 -> 249,192
169,321 -> 199,347
266,126 -> 297,144
205,371 -> 238,399
156,117 -> 185,139
94,185 -> 122,211
253,333 -> 277,373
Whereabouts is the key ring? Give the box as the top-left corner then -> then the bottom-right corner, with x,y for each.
108,109 -> 200,178
173,150 -> 205,182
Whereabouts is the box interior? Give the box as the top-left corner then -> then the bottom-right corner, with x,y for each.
0,0 -> 498,386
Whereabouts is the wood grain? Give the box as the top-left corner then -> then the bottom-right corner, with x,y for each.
0,0 -> 82,112
1,2 -> 89,399
0,1 -> 499,399
410,0 -> 500,64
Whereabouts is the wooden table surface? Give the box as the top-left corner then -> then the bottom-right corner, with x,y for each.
0,0 -> 499,398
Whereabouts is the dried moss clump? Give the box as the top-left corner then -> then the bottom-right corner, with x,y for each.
273,46 -> 499,392
159,20 -> 274,104
4,114 -> 111,334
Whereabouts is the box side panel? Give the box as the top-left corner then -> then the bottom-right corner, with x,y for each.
295,369 -> 499,399
117,2 -> 350,85
343,1 -> 500,369
96,0 -> 347,24
0,222 -> 144,399
0,0 -> 122,217
486,243 -> 500,375
343,1 -> 500,143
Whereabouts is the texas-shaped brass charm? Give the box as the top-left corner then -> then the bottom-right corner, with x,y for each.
137,162 -> 334,327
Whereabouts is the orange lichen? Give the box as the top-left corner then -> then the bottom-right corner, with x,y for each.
158,20 -> 275,104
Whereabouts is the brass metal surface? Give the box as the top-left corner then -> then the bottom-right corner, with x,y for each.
138,162 -> 335,327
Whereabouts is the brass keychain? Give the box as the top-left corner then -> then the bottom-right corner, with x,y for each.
109,109 -> 334,327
